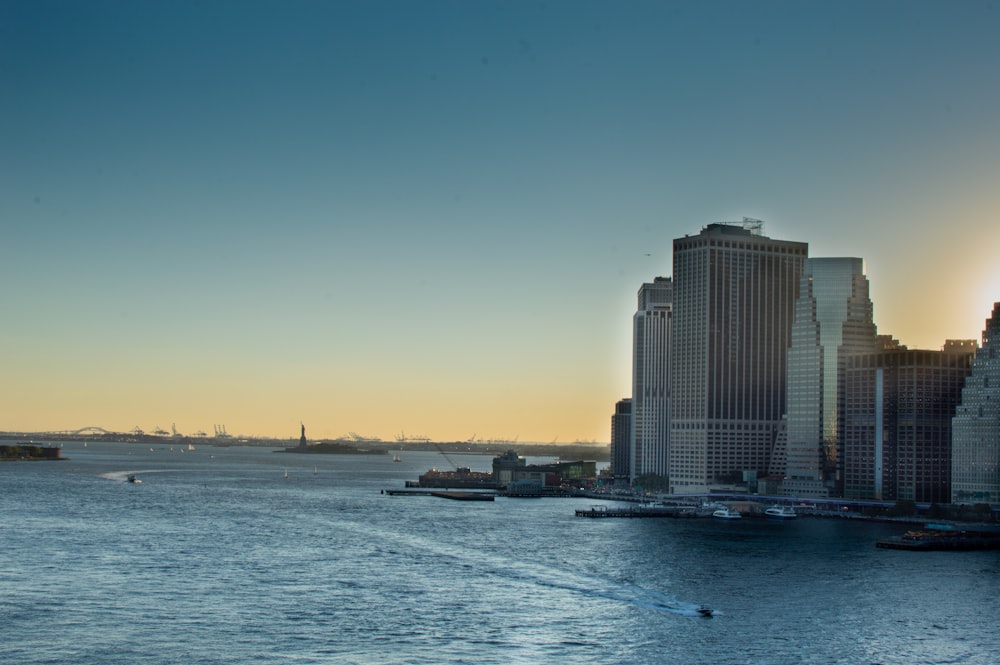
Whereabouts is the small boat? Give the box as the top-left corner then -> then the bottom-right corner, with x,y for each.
127,475 -> 142,484
392,455 -> 401,463
697,606 -> 714,618
712,507 -> 741,520
284,468 -> 289,479
765,505 -> 797,519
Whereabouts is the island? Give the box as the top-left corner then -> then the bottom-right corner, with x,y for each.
1,444 -> 64,461
277,424 -> 387,455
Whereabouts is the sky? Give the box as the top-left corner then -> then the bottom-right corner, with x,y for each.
3,0 -> 1000,443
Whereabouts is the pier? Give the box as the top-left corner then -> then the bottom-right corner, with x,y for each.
383,489 -> 497,500
575,504 -> 696,518
431,491 -> 495,501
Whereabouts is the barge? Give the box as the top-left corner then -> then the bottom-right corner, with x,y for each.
876,523 -> 1000,551
430,491 -> 495,501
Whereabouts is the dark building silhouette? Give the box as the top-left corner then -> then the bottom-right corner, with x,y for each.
841,344 -> 974,503
610,398 -> 632,486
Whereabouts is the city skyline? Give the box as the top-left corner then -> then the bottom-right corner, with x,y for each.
3,1 -> 1000,442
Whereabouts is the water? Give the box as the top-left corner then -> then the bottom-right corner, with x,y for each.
3,443 -> 998,664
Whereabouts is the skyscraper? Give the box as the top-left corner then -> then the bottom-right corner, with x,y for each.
631,277 -> 672,483
952,303 -> 1000,505
780,258 -> 877,497
669,222 -> 806,494
610,398 -> 632,487
842,344 -> 973,503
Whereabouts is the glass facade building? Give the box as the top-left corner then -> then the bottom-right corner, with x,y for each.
781,258 -> 877,497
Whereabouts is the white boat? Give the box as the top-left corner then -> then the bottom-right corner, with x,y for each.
712,507 -> 742,519
392,455 -> 401,463
765,505 -> 797,519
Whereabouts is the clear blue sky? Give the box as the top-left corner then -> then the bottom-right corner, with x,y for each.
3,0 -> 1000,441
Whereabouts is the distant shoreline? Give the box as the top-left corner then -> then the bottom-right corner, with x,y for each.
278,442 -> 387,455
0,432 -> 610,461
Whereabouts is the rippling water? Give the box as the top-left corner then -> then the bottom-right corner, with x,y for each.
3,443 -> 998,664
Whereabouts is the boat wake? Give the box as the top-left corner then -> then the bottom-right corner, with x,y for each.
339,519 -> 717,618
521,572 -> 716,617
99,470 -> 166,483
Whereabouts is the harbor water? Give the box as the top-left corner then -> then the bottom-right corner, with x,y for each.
3,443 -> 998,664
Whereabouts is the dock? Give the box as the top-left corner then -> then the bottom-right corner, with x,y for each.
431,491 -> 495,501
383,489 -> 496,500
575,504 -> 696,518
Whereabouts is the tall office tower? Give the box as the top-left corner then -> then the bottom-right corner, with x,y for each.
833,270 -> 884,495
841,345 -> 974,503
952,303 -> 1000,505
631,277 -> 673,483
780,258 -> 877,498
669,222 -> 807,494
610,398 -> 632,487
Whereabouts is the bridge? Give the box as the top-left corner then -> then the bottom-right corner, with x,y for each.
23,426 -> 120,437
36,426 -> 159,439
69,426 -> 116,436
0,426 -> 131,442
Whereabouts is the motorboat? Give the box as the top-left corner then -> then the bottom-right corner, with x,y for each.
697,606 -> 714,618
712,507 -> 741,519
127,475 -> 142,484
764,505 -> 797,519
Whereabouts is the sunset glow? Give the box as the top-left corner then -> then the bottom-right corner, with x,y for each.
3,1 -> 1000,442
